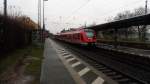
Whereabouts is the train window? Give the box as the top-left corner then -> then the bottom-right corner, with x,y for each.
85,29 -> 94,38
80,34 -> 83,40
77,34 -> 80,39
86,32 -> 94,38
76,34 -> 78,39
74,34 -> 78,39
73,34 -> 76,39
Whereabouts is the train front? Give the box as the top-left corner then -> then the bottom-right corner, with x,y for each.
81,29 -> 96,45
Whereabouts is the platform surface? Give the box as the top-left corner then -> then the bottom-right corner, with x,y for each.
40,39 -> 76,84
97,43 -> 150,57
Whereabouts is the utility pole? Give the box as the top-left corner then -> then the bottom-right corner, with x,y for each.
42,0 -> 45,42
43,0 -> 45,30
4,0 -> 7,17
42,0 -> 48,30
84,21 -> 86,28
42,0 -> 48,42
3,0 -> 7,50
145,0 -> 148,14
38,0 -> 41,29
37,0 -> 42,43
143,0 -> 148,41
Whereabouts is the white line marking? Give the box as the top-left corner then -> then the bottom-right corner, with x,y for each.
139,54 -> 144,56
61,52 -> 68,54
58,51 -> 66,53
92,77 -> 105,84
131,52 -> 135,54
63,55 -> 72,58
61,53 -> 69,55
66,58 -> 76,62
71,61 -> 81,67
78,67 -> 90,76
61,53 -> 70,56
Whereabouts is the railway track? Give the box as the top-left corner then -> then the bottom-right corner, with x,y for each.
55,40 -> 150,84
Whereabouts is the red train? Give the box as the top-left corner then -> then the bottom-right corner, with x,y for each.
55,28 -> 96,45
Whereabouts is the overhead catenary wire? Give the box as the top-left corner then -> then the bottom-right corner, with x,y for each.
65,0 -> 92,23
84,0 -> 145,24
100,0 -> 145,17
65,0 -> 145,26
59,0 -> 147,30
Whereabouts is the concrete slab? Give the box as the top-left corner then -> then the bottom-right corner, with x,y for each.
97,43 -> 150,57
40,39 -> 75,84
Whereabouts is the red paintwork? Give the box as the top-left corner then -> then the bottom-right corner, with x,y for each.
55,28 -> 96,45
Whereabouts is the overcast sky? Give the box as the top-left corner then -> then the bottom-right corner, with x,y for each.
0,0 -> 148,33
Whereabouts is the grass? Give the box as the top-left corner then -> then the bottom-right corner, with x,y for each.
0,44 -> 44,84
0,48 -> 28,76
25,45 -> 44,84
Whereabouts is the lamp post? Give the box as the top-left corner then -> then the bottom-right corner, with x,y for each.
43,0 -> 48,30
145,0 -> 148,14
43,0 -> 45,30
142,0 -> 148,41
38,0 -> 41,29
42,0 -> 48,42
4,0 -> 7,17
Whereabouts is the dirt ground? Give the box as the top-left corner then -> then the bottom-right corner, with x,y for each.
0,53 -> 35,84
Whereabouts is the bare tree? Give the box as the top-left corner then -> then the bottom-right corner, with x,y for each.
107,7 -> 150,42
134,7 -> 150,41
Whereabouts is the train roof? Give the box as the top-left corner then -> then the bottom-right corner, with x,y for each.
55,27 -> 95,36
59,28 -> 83,35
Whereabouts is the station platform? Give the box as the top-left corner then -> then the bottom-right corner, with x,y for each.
40,39 -> 115,84
97,43 -> 150,57
40,39 -> 76,84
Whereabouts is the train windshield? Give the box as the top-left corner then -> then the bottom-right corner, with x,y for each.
85,29 -> 94,38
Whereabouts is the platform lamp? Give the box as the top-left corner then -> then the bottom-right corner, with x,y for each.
4,0 -> 7,17
43,0 -> 48,30
145,0 -> 148,14
42,0 -> 48,42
